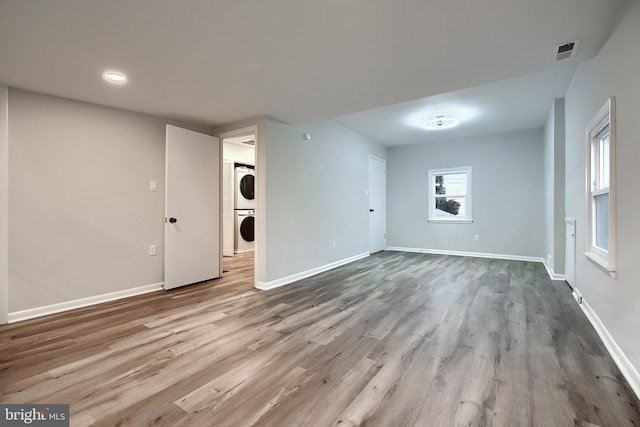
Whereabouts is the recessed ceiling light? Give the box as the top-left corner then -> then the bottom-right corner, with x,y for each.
103,71 -> 127,83
423,113 -> 459,130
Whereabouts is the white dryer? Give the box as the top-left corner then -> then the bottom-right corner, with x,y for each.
235,166 -> 255,210
235,209 -> 255,253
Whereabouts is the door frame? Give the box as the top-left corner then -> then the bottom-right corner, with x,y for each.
218,125 -> 260,287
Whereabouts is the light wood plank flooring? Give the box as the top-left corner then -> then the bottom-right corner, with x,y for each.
1,251 -> 639,426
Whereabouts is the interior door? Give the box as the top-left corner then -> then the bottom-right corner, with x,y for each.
165,125 -> 220,290
369,156 -> 386,253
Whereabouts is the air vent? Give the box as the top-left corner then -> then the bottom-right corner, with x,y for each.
554,39 -> 580,62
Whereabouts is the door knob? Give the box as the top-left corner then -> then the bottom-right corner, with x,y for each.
369,209 -> 374,212
169,217 -> 178,223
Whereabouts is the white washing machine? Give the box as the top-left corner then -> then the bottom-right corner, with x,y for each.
235,209 -> 255,253
235,166 -> 255,210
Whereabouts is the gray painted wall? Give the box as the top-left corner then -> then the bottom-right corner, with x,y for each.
564,0 -> 640,374
263,119 -> 386,283
387,129 -> 545,258
0,86 -> 8,323
7,89 -> 212,312
543,98 -> 566,274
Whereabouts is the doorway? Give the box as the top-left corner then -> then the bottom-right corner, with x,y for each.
220,127 -> 257,280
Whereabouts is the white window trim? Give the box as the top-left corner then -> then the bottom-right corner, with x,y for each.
584,97 -> 616,277
428,166 -> 473,223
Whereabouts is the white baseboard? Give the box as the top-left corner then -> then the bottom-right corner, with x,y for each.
8,282 -> 164,323
572,287 -> 583,304
575,289 -> 640,399
256,252 -> 370,290
542,259 -> 566,281
386,246 -> 545,264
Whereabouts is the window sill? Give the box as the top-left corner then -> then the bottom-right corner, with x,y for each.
584,251 -> 616,279
428,218 -> 473,224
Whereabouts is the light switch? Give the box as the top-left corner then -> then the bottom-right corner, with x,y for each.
150,180 -> 158,192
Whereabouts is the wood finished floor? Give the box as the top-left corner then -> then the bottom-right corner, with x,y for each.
1,251 -> 639,426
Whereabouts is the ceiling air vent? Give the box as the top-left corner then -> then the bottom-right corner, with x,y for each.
554,39 -> 580,62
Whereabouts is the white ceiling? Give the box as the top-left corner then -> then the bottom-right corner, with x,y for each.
332,63 -> 580,146
0,0 -> 632,146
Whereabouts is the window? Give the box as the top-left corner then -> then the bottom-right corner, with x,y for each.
585,97 -> 616,275
428,166 -> 472,223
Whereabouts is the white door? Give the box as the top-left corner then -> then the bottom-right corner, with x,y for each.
369,156 -> 386,253
165,125 -> 220,290
565,218 -> 576,287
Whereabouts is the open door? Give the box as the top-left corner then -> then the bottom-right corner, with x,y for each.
165,125 -> 220,290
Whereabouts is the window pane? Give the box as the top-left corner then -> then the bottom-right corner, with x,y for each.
434,175 -> 445,195
594,192 -> 609,251
601,134 -> 610,188
590,142 -> 597,191
435,173 -> 466,196
435,197 -> 465,217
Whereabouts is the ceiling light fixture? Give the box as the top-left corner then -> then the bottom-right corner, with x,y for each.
103,71 -> 127,83
423,113 -> 459,130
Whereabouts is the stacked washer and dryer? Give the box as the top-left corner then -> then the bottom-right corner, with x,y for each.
234,166 -> 255,253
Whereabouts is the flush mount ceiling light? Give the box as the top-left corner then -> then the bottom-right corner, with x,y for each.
102,71 -> 127,83
423,113 -> 459,130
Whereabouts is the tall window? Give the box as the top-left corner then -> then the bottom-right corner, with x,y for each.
586,97 -> 616,275
428,166 -> 472,223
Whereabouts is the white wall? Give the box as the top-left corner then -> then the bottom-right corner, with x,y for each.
387,129 -> 545,258
262,118 -> 386,284
223,141 -> 255,166
564,0 -> 640,379
543,98 -> 566,275
7,89 -> 212,313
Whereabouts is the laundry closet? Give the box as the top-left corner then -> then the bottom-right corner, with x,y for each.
222,135 -> 256,257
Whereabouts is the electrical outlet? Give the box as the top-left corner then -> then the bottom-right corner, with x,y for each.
149,244 -> 157,256
474,235 -> 480,242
